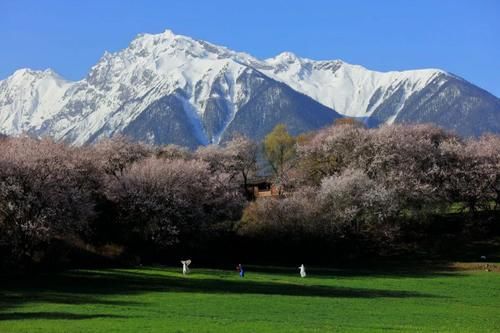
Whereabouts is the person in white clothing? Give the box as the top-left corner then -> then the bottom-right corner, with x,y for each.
298,264 -> 306,278
181,259 -> 191,275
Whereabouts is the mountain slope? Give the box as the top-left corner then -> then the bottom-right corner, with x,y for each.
395,74 -> 500,136
222,69 -> 339,141
258,53 -> 444,120
257,53 -> 500,135
0,29 -> 498,146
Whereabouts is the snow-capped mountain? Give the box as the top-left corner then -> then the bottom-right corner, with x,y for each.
259,53 -> 444,121
256,53 -> 500,136
0,69 -> 72,134
0,29 -> 499,146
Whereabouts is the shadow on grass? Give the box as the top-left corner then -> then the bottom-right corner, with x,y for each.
243,264 -> 468,279
0,292 -> 143,309
0,311 -> 126,321
0,267 -> 443,318
104,269 -> 439,299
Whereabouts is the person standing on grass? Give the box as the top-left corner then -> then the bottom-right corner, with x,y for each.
299,264 -> 306,278
237,264 -> 245,277
181,259 -> 191,275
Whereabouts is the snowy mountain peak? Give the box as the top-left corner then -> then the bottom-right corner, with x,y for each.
0,67 -> 72,136
2,68 -> 69,95
131,29 -> 186,48
160,28 -> 177,39
267,51 -> 301,64
10,68 -> 39,78
1,29 -> 498,146
8,68 -> 62,82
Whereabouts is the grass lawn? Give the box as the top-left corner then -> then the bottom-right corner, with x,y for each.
0,265 -> 499,332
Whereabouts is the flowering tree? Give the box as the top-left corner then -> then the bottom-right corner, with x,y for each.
107,157 -> 244,248
156,144 -> 191,160
319,168 -> 399,236
473,135 -> 500,209
365,124 -> 455,210
0,137 -> 100,264
239,187 -> 319,239
196,135 -> 257,199
93,135 -> 152,178
297,123 -> 369,185
440,135 -> 500,212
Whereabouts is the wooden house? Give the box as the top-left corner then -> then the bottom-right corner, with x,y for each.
245,178 -> 281,199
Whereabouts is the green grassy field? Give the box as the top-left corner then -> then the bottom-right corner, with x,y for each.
0,265 -> 499,332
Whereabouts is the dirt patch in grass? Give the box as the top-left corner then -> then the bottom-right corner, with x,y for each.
449,261 -> 500,272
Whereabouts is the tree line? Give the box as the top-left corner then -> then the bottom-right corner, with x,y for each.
1,121 -> 499,270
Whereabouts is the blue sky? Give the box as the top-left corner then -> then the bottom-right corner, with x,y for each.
1,0 -> 499,96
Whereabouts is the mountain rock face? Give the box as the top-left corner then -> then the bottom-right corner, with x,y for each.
0,29 -> 499,146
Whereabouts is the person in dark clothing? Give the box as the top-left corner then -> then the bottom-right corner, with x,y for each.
236,264 -> 245,277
